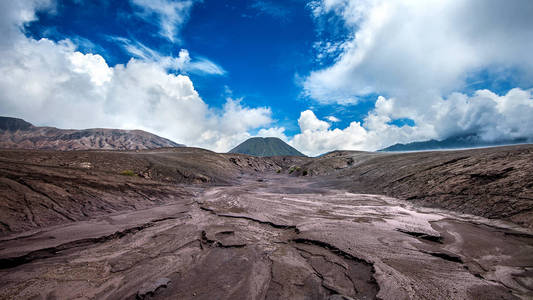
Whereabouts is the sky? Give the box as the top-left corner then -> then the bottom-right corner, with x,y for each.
1,0 -> 532,156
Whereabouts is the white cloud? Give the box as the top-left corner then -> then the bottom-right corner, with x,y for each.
298,0 -> 533,153
305,0 -> 533,104
257,127 -> 288,142
111,37 -> 226,75
325,115 -> 340,122
298,110 -> 331,132
69,51 -> 113,86
291,110 -> 372,156
0,0 -> 54,49
0,1 -> 271,153
289,88 -> 533,156
130,0 -> 194,43
430,88 -> 533,142
186,55 -> 226,76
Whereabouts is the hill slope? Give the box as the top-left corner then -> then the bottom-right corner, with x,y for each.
0,147 -> 282,234
0,116 -> 184,150
287,145 -> 533,228
229,137 -> 306,157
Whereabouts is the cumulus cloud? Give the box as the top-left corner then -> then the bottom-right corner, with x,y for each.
291,110 -> 371,156
430,88 -> 533,142
289,89 -> 533,156
257,127 -> 289,142
297,0 -> 533,153
0,0 -> 54,48
130,0 -> 195,43
298,110 -> 331,132
0,1 -> 273,152
305,0 -> 533,103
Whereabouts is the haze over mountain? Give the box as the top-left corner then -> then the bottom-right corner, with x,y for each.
229,137 -> 306,157
381,134 -> 530,152
0,116 -> 183,151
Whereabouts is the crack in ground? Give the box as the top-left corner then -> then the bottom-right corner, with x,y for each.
292,238 -> 380,299
196,201 -> 380,298
200,230 -> 246,248
199,205 -> 300,233
292,238 -> 372,265
396,228 -> 443,243
299,251 -> 345,296
294,245 -> 349,271
421,250 -> 463,263
0,216 -> 184,269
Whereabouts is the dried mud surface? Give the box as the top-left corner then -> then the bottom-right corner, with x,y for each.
0,146 -> 532,299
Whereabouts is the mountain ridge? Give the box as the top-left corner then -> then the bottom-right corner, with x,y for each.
380,134 -> 530,152
0,116 -> 184,151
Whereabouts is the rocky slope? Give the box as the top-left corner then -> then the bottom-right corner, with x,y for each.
0,148 -> 280,234
229,137 -> 306,157
0,116 -> 183,150
289,144 -> 533,228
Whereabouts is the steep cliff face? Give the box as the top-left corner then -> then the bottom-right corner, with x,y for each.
0,116 -> 184,150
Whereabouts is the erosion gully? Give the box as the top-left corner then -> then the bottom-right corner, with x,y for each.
0,174 -> 532,299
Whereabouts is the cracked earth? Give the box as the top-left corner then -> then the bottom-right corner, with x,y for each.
1,174 -> 532,299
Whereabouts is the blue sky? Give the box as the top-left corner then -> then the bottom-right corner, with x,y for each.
24,0 -> 384,136
26,0 -> 347,135
1,0 -> 533,155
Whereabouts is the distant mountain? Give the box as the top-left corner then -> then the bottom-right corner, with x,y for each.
0,116 -> 184,151
380,134 -> 529,152
229,137 -> 306,157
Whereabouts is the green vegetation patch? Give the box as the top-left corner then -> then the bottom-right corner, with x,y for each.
289,166 -> 301,174
119,170 -> 137,176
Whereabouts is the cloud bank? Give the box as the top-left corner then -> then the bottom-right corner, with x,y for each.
0,0 -> 273,152
290,89 -> 533,156
305,0 -> 533,103
294,0 -> 533,155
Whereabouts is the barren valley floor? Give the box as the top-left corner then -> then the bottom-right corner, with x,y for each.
0,147 -> 532,299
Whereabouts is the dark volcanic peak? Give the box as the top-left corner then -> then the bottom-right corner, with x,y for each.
0,116 -> 184,151
229,137 -> 306,157
380,134 -> 530,152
